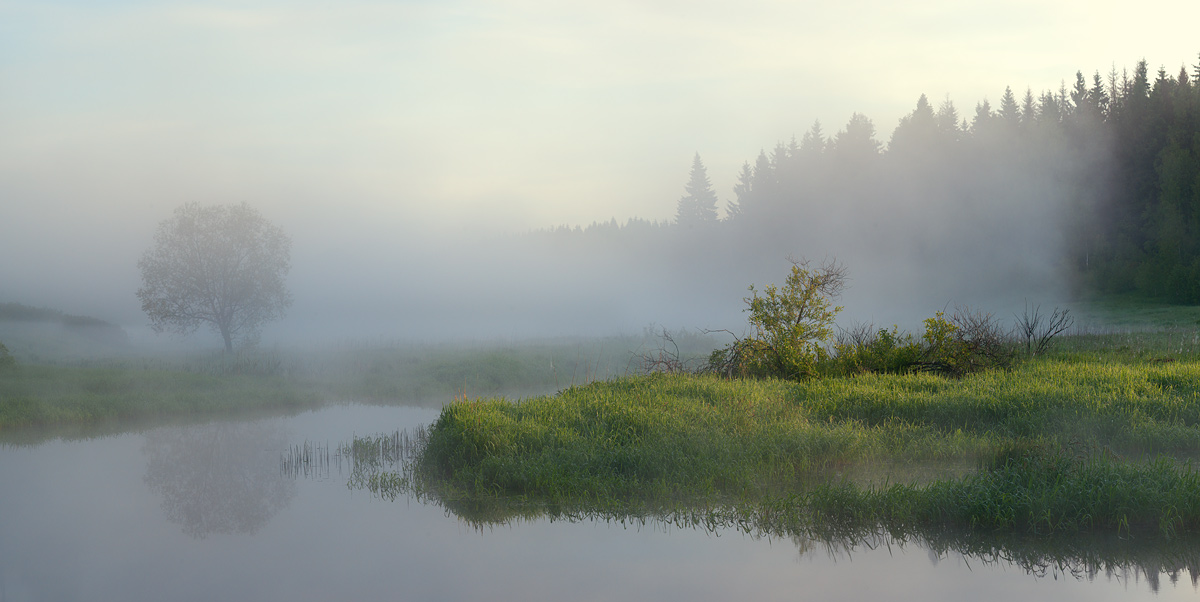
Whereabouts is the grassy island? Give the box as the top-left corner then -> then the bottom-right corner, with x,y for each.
380,345 -> 1200,537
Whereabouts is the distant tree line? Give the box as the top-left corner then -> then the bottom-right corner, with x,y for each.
537,54 -> 1200,304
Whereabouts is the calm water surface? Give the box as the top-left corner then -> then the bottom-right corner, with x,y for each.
1,404 -> 1197,601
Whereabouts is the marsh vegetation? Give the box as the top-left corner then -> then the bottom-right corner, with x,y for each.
338,289 -> 1200,544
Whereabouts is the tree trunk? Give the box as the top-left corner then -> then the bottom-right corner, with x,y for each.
221,327 -> 234,353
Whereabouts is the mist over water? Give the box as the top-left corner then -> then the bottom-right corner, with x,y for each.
7,6 -> 1200,602
0,125 -> 1100,349
259,118 -> 1101,346
0,0 -> 1189,349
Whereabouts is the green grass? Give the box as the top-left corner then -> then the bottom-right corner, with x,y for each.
792,447 -> 1200,537
0,332 -> 716,432
416,374 -> 989,502
0,363 -> 320,429
393,348 -> 1200,537
417,362 -> 1200,496
1072,295 -> 1200,330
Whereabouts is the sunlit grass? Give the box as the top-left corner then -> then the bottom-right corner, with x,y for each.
402,357 -> 1200,535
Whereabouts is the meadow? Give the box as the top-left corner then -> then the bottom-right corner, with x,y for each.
355,308 -> 1200,538
0,327 -> 714,432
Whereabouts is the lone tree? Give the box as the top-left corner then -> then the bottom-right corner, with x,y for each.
137,202 -> 292,352
708,258 -> 846,381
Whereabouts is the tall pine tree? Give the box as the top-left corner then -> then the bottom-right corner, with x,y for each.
675,153 -> 720,227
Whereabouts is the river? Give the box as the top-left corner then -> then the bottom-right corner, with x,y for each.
1,404 -> 1196,601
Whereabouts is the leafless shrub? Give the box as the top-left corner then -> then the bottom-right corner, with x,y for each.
951,305 -> 1017,367
636,326 -> 704,374
1018,301 -> 1074,356
701,329 -> 748,378
836,321 -> 879,349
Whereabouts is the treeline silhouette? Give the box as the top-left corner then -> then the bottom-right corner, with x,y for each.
533,55 -> 1200,304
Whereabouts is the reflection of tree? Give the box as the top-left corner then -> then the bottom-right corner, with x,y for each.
143,421 -> 295,538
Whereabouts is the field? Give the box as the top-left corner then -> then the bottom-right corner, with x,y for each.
0,327 -> 715,433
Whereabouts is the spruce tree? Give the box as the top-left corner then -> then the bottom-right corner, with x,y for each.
1070,71 -> 1090,115
971,99 -> 994,136
799,121 -> 826,158
831,113 -> 880,159
1090,72 -> 1110,117
675,153 -> 720,227
727,161 -> 753,221
1020,87 -> 1038,128
998,86 -> 1021,127
751,150 -> 775,196
1038,90 -> 1061,126
935,96 -> 961,140
889,94 -> 938,152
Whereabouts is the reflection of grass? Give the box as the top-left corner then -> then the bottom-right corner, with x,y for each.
343,429 -> 428,494
797,447 -> 1200,537
355,441 -> 1200,588
395,356 -> 1200,536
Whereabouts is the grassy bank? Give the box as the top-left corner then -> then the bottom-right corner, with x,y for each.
0,332 -> 715,432
400,357 -> 1200,536
0,363 -> 321,429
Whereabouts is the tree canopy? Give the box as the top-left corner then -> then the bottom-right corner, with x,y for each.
137,202 -> 292,352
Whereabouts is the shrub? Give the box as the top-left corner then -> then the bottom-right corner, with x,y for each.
830,325 -> 921,375
709,260 -> 1019,380
828,308 -> 1017,377
914,311 -> 971,374
917,308 -> 1017,375
709,258 -> 845,380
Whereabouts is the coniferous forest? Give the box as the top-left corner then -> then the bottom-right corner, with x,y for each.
535,56 -> 1200,307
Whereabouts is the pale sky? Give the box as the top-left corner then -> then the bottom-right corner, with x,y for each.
2,0 -> 1199,326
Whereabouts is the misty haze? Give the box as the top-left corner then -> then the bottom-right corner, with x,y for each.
5,2 -> 1200,600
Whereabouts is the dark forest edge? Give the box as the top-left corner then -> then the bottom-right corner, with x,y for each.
536,54 -> 1200,305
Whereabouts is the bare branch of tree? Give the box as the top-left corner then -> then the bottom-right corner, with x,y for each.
635,326 -> 707,375
1017,301 -> 1074,356
836,321 -> 878,348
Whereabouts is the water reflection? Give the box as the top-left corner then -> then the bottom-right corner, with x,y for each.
445,496 -> 1200,591
143,421 -> 296,538
338,429 -> 1200,592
